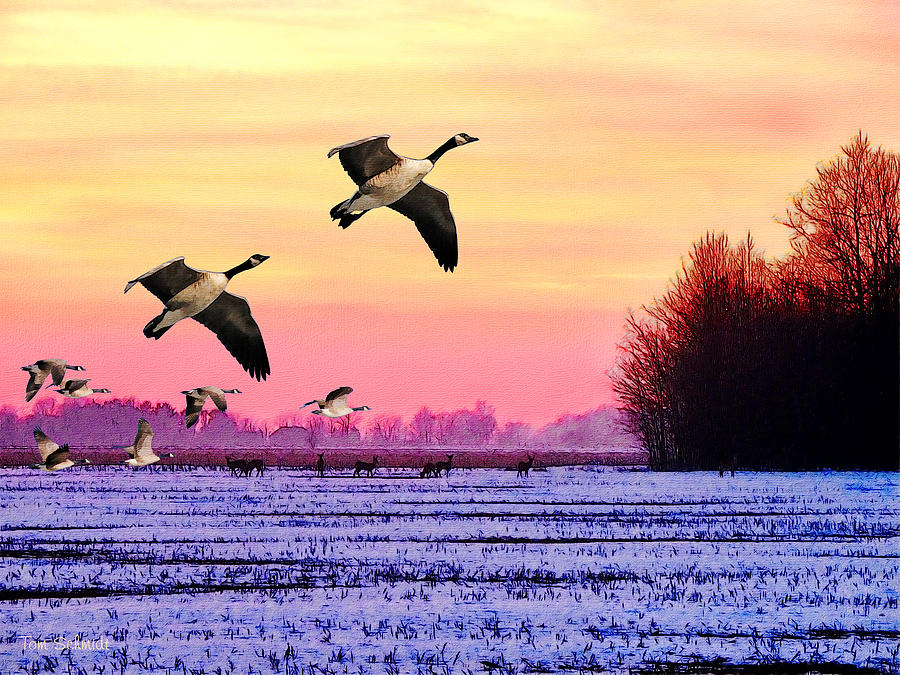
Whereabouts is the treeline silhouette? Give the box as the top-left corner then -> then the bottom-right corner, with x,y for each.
614,133 -> 898,471
0,397 -> 636,454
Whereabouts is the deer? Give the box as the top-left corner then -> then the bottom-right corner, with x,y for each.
353,456 -> 378,477
516,455 -> 534,478
420,461 -> 436,478
316,453 -> 325,477
226,457 -> 247,477
246,458 -> 265,476
433,454 -> 454,477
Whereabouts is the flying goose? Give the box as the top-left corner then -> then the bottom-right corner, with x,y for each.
52,379 -> 111,398
31,428 -> 90,471
300,386 -> 370,418
182,386 -> 241,428
328,133 -> 479,272
21,359 -> 85,402
124,255 -> 271,380
120,418 -> 174,467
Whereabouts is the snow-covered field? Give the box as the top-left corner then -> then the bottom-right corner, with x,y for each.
0,466 -> 897,674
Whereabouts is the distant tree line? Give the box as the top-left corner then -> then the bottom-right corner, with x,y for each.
613,133 -> 899,470
0,397 -> 636,453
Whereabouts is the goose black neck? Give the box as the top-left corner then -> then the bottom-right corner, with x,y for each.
224,259 -> 254,279
426,138 -> 458,164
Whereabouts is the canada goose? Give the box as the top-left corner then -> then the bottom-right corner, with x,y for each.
120,418 -> 174,467
328,133 -> 479,272
182,386 -> 241,428
52,379 -> 111,398
124,255 -> 270,380
21,359 -> 85,402
31,428 -> 90,471
300,387 -> 370,418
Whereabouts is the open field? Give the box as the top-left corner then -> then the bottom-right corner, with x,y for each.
0,467 -> 897,673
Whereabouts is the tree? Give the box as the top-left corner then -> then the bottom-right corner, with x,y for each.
781,132 -> 899,315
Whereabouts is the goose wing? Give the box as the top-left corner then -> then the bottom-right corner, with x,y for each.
204,387 -> 229,412
62,379 -> 90,392
325,387 -> 353,404
47,361 -> 68,386
133,418 -> 154,454
387,182 -> 458,272
184,392 -> 206,429
45,445 -> 70,470
192,292 -> 270,381
33,428 -> 59,461
24,370 -> 48,402
328,135 -> 401,186
133,419 -> 156,460
124,257 -> 202,302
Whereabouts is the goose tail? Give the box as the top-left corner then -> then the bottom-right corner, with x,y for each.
143,313 -> 173,339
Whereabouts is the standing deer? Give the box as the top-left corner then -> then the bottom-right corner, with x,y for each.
247,458 -> 265,476
517,455 -> 534,478
226,457 -> 247,477
420,461 -> 436,478
353,456 -> 378,477
316,453 -> 325,477
433,454 -> 454,477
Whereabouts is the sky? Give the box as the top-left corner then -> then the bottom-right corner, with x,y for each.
1,0 -> 898,427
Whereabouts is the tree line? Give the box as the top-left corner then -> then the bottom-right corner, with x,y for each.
613,133 -> 899,471
0,397 -> 635,452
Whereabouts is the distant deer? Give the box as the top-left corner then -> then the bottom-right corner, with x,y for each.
226,458 -> 247,477
353,456 -> 378,477
420,461 -> 436,478
516,455 -> 534,478
247,458 -> 265,476
730,454 -> 737,477
433,454 -> 454,477
316,453 -> 325,477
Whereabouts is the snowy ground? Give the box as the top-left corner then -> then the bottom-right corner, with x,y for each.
0,466 -> 897,674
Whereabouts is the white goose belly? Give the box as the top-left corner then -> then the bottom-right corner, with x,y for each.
351,158 -> 433,211
156,273 -> 229,330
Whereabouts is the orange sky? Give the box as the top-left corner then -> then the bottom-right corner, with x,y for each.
1,1 -> 898,426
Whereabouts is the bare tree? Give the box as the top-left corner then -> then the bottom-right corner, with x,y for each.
781,131 -> 899,315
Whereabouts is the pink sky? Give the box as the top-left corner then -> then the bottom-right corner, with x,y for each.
1,1 -> 898,426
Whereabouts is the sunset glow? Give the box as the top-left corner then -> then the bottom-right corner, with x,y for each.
2,1 -> 898,425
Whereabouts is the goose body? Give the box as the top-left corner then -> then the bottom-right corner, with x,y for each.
120,418 -> 174,467
329,133 -> 478,272
53,379 -> 111,398
21,359 -> 85,402
300,386 -> 370,418
31,428 -> 89,471
182,386 -> 241,428
124,255 -> 270,380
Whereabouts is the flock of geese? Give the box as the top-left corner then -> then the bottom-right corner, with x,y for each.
21,134 -> 478,471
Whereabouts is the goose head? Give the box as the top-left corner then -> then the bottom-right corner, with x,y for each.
247,254 -> 270,267
70,365 -> 86,371
224,389 -> 242,394
453,133 -> 479,146
93,388 -> 111,394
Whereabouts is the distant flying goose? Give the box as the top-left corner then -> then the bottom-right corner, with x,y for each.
120,418 -> 174,467
21,359 -> 85,402
328,133 -> 479,272
182,386 -> 241,428
301,387 -> 371,418
31,428 -> 89,471
124,255 -> 271,381
53,379 -> 111,398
